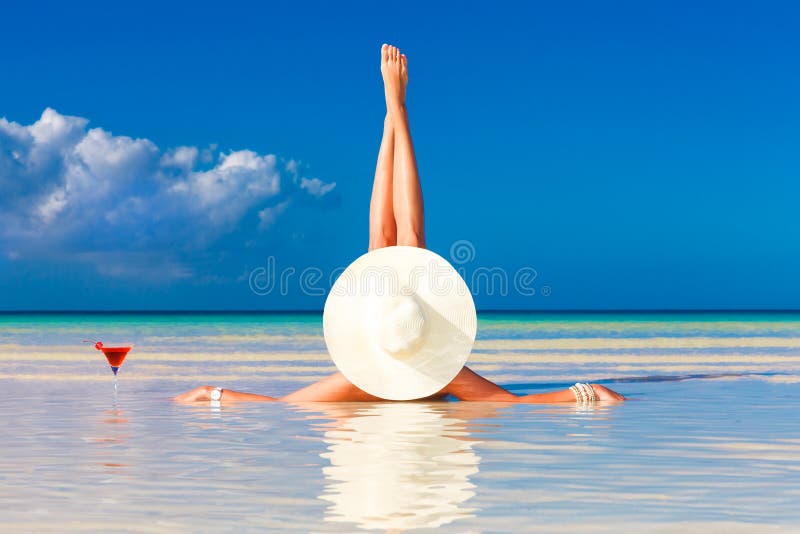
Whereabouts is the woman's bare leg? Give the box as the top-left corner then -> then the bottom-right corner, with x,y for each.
383,45 -> 425,248
369,113 -> 396,251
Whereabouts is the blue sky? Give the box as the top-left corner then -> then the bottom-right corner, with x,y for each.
0,0 -> 798,310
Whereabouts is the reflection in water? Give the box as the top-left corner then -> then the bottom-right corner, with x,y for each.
301,402 -> 500,531
103,406 -> 129,426
92,402 -> 130,469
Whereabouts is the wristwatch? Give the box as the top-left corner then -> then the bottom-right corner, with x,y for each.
210,387 -> 223,401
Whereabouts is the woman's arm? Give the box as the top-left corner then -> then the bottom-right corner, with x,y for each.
444,367 -> 625,403
174,385 -> 277,403
174,372 -> 625,403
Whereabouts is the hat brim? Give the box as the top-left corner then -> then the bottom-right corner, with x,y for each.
323,246 -> 477,400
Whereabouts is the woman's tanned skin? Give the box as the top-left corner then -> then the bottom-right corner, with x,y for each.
176,44 -> 625,405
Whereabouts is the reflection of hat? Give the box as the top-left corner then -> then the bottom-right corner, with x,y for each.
323,246 -> 477,400
318,403 -> 480,530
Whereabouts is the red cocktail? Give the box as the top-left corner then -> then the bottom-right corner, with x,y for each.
86,341 -> 133,376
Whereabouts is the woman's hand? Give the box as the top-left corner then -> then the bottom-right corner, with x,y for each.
174,385 -> 213,402
590,384 -> 625,401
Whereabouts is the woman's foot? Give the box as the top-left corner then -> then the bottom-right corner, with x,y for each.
381,43 -> 408,117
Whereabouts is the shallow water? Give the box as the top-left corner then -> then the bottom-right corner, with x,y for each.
2,312 -> 800,532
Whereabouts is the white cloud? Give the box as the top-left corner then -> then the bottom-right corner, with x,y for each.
29,107 -> 88,142
169,150 -> 281,228
161,146 -> 198,171
201,143 -> 218,164
258,200 -> 291,231
36,189 -> 67,223
0,108 -> 335,279
300,176 -> 336,197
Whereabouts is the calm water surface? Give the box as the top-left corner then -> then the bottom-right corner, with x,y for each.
1,312 -> 799,532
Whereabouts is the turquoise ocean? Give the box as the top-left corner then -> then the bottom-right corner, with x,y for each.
1,312 -> 799,532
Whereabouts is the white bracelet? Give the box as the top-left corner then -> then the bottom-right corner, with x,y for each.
572,382 -> 596,403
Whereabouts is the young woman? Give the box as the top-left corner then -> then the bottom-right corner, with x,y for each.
176,44 -> 625,404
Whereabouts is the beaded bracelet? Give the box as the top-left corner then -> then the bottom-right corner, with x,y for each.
571,382 -> 596,402
580,382 -> 596,402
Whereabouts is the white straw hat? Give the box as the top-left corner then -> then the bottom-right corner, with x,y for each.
323,246 -> 477,400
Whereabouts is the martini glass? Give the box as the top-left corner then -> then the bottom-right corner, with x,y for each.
85,341 -> 133,392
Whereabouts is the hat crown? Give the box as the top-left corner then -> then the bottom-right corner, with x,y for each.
372,293 -> 426,358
